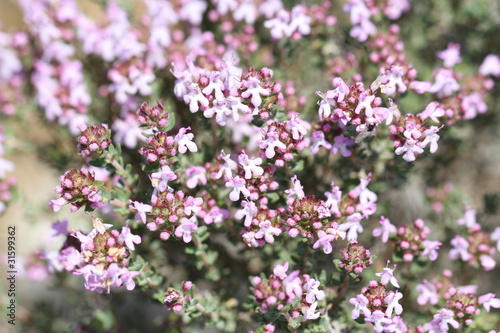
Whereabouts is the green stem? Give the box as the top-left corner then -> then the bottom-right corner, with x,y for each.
283,312 -> 298,333
330,273 -> 350,312
104,152 -> 135,193
192,233 -> 219,281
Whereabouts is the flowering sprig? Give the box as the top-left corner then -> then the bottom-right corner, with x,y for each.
449,208 -> 498,271
49,167 -> 103,212
251,262 -> 325,329
349,262 -> 406,333
41,219 -> 141,293
379,218 -> 443,263
416,270 -> 500,330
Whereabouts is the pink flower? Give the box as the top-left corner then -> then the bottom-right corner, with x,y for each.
151,165 -> 177,192
129,201 -> 152,224
303,278 -> 325,303
420,101 -> 445,123
183,83 -> 209,113
238,151 -> 264,179
354,92 -> 375,117
309,131 -> 332,155
449,235 -> 470,261
416,279 -> 439,305
185,166 -> 207,189
372,216 -> 396,243
313,230 -> 335,254
175,216 -> 198,243
395,139 -> 424,162
241,76 -> 270,108
461,93 -> 487,119
478,293 -> 500,312
349,294 -> 371,319
51,219 -> 69,237
284,175 -> 305,200
437,43 -> 462,68
491,227 -> 500,251
225,176 -> 250,201
183,196 -> 203,215
301,301 -> 320,321
254,220 -> 282,244
49,197 -> 68,212
202,71 -> 225,101
203,206 -> 230,225
428,68 -> 460,98
385,291 -> 403,316
479,54 -> 500,77
259,130 -> 287,159
338,213 -> 363,241
286,114 -> 309,140
215,150 -> 237,180
235,200 -> 258,227
376,262 -> 400,288
480,254 -> 496,271
118,226 -> 141,251
273,262 -> 289,279
421,240 -> 442,261
409,80 -> 432,94
175,127 -> 198,154
331,136 -> 355,157
421,126 -> 440,154
457,208 -> 477,229
365,310 -> 392,333
426,308 -> 460,332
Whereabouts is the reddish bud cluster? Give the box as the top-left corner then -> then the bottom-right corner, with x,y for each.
137,100 -> 171,129
138,132 -> 177,166
465,225 -> 496,270
368,24 -> 418,81
240,68 -> 283,118
259,121 -> 309,166
392,219 -> 430,262
285,195 -> 330,238
339,241 -> 373,274
164,288 -> 191,313
77,123 -> 111,157
241,166 -> 279,204
446,292 -> 480,326
52,168 -> 102,212
362,281 -> 392,313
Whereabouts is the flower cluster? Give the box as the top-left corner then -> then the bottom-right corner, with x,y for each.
251,262 -> 325,323
337,241 -> 373,275
449,208 -> 497,271
137,100 -> 172,130
163,281 -> 194,313
76,122 -> 112,158
130,164 -> 203,243
349,262 -> 407,332
374,217 -> 442,262
416,270 -> 500,330
49,168 -> 103,212
41,219 -> 141,293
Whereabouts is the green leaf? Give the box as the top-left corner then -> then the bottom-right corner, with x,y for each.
163,110 -> 176,132
251,116 -> 266,127
93,309 -> 115,330
266,192 -> 280,203
89,158 -> 107,167
263,310 -> 282,321
107,143 -> 116,155
290,160 -> 304,172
